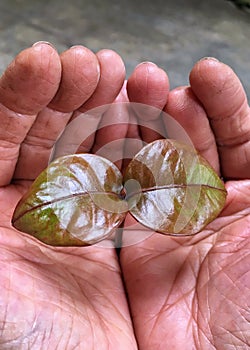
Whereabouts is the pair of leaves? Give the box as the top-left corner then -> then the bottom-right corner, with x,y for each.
12,139 -> 227,246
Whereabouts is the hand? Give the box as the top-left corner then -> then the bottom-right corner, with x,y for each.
122,57 -> 250,349
0,42 -> 137,349
0,42 -> 249,349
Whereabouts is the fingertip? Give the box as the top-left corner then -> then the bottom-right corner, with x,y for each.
78,49 -> 126,113
49,45 -> 100,112
164,86 -> 220,172
189,58 -> 246,111
190,58 -> 250,179
96,49 -> 126,93
0,43 -> 62,114
96,49 -> 126,78
191,57 -> 220,72
127,62 -> 169,120
189,57 -> 248,131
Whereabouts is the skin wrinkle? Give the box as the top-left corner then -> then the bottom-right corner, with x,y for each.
213,326 -> 248,349
209,214 -> 249,242
0,146 -> 19,164
0,112 -> 18,141
202,269 -> 247,348
244,141 -> 250,166
66,266 -> 134,348
69,51 -> 93,97
183,295 -> 197,343
195,259 -> 216,348
73,49 -> 99,98
192,285 -> 201,349
227,329 -> 249,348
35,47 -> 55,87
21,135 -> 56,149
40,51 -> 62,89
215,115 -> 250,147
58,281 -> 74,326
41,312 -> 54,348
218,244 -> 249,264
131,65 -> 147,98
222,181 -> 250,215
130,248 -> 170,265
73,274 -> 124,321
196,61 -> 230,99
29,331 -> 43,350
70,341 -> 85,350
76,308 -> 96,350
1,284 -> 37,348
28,109 -> 72,143
6,268 -> 95,349
210,85 -> 246,122
45,47 -> 61,87
24,64 -> 57,104
1,335 -> 29,349
157,284 -> 196,316
205,253 -> 242,287
8,271 -> 83,311
55,316 -> 74,350
0,112 -> 36,144
72,282 -> 110,348
201,293 -> 215,348
0,266 -> 10,342
144,247 -> 196,345
0,139 -> 22,155
215,261 -> 250,303
216,233 -> 250,255
3,262 -> 64,293
43,248 -> 118,274
216,269 -> 248,310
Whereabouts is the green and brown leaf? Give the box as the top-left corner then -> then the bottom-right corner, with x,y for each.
12,154 -> 127,246
12,140 -> 227,246
124,139 -> 227,235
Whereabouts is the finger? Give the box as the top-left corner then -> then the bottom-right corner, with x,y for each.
127,62 -> 169,118
79,49 -> 125,113
64,50 -> 126,160
122,112 -> 144,173
0,42 -> 61,186
91,83 -> 129,170
14,46 -> 101,180
164,86 -> 220,173
0,42 -> 61,114
189,58 -> 250,179
13,108 -> 72,180
127,62 -> 169,142
49,45 -> 100,112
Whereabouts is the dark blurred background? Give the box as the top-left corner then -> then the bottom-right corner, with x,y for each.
0,0 -> 249,96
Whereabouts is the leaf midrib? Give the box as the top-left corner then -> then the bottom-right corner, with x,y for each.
12,190 -> 123,223
13,183 -> 226,223
125,183 -> 227,200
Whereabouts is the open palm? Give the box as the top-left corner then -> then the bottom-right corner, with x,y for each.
0,43 -> 249,349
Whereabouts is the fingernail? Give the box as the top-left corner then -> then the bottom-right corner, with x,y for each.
32,41 -> 55,50
199,57 -> 219,62
69,45 -> 85,50
136,61 -> 158,68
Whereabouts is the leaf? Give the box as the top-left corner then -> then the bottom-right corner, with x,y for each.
12,139 -> 227,246
12,154 -> 127,246
124,139 -> 227,235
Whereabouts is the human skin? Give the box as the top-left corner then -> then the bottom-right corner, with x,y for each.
0,42 -> 249,349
